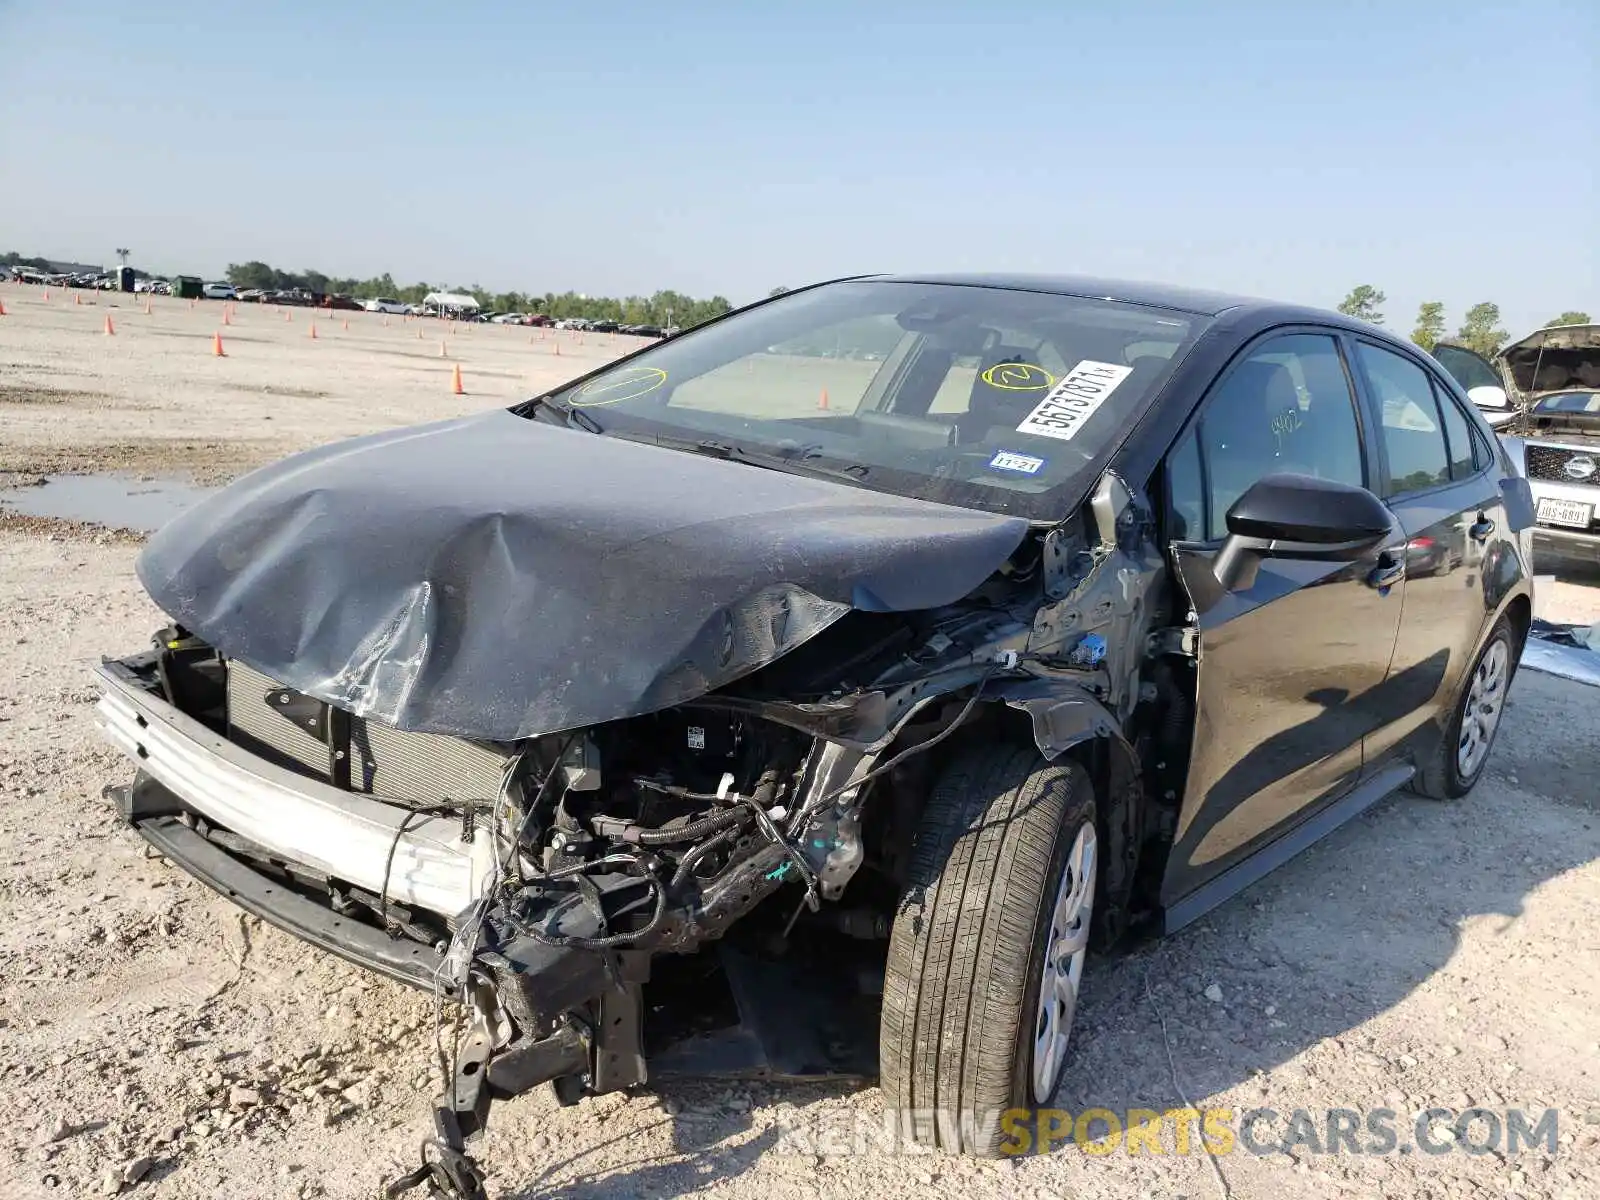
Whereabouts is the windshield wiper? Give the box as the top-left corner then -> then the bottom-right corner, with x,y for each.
517,395 -> 603,434
633,433 -> 871,483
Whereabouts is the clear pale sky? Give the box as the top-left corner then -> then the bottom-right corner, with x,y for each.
1,1 -> 1594,334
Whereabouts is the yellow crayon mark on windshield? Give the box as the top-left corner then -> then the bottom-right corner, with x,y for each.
572,366 -> 669,407
981,362 -> 1054,391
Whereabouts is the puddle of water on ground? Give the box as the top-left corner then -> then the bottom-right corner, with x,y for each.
0,473 -> 215,532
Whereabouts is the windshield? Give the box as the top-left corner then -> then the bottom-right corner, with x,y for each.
532,280 -> 1201,519
1533,391 -> 1600,415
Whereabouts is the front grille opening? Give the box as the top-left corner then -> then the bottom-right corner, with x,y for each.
1526,444 -> 1600,487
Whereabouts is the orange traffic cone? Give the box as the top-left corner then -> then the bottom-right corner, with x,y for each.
342,319 -> 349,331
143,298 -> 152,315
43,289 -> 50,301
104,314 -> 115,336
212,332 -> 226,357
817,387 -> 830,411
222,307 -> 232,326
75,293 -> 82,306
451,364 -> 465,395
553,340 -> 561,356
308,322 -> 318,340
416,328 -> 423,340
284,310 -> 291,322
0,299 -> 7,316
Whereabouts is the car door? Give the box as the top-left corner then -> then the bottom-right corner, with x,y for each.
1161,330 -> 1405,908
1349,339 -> 1508,761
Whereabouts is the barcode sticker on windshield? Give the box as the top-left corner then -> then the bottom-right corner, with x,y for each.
1015,360 -> 1133,442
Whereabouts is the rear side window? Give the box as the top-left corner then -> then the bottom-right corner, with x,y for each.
1434,382 -> 1484,480
1357,343 -> 1450,495
1168,333 -> 1366,541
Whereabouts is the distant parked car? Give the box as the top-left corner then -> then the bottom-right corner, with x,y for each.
322,294 -> 364,312
202,283 -> 238,301
1438,325 -> 1600,566
235,289 -> 266,303
363,297 -> 408,315
1433,344 -> 1517,430
588,319 -> 619,333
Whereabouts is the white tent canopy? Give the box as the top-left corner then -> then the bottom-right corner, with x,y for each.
423,291 -> 481,311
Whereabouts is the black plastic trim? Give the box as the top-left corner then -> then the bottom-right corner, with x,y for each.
127,791 -> 450,994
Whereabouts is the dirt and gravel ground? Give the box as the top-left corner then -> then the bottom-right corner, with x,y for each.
2,281 -> 1598,1200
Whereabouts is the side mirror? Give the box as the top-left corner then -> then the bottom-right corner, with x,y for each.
1467,384 -> 1510,410
1214,473 -> 1392,592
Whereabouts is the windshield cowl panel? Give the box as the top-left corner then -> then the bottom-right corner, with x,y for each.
531,281 -> 1206,521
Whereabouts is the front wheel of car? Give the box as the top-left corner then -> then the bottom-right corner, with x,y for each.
1411,616 -> 1519,800
880,743 -> 1098,1156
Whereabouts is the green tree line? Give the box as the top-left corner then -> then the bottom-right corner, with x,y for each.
1336,284 -> 1590,358
221,260 -> 732,328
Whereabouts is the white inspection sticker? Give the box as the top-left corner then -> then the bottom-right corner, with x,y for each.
987,450 -> 1046,475
1015,360 -> 1134,442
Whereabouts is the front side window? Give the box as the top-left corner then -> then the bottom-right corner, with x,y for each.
1169,333 -> 1366,541
532,281 -> 1203,520
1357,343 -> 1451,495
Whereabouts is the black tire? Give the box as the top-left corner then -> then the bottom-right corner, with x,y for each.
880,742 -> 1097,1156
1411,616 -> 1519,800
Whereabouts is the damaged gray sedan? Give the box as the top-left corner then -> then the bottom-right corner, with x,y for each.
97,275 -> 1535,1195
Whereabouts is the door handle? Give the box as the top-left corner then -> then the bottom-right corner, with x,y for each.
1367,552 -> 1405,591
1469,514 -> 1496,542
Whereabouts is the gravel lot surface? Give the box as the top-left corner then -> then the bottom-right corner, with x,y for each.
2,281 -> 1598,1200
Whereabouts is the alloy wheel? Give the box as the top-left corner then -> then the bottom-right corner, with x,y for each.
1457,637 -> 1509,778
1031,821 -> 1097,1103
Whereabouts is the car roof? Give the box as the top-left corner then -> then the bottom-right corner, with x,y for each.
858,272 -> 1431,352
872,272 -> 1299,319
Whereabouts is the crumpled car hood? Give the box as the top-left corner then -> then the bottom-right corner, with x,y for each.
138,409 -> 1030,739
1500,324 -> 1600,396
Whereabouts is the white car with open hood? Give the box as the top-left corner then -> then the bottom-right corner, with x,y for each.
1438,325 -> 1600,564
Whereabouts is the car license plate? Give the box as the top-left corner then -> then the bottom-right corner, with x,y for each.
1537,497 -> 1593,529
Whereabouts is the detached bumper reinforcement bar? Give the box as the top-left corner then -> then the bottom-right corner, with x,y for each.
120,789 -> 449,993
94,661 -> 494,919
